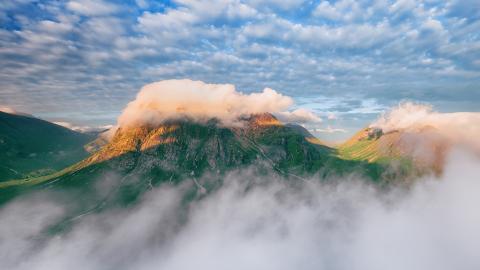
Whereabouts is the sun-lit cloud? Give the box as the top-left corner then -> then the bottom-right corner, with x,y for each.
371,102 -> 480,154
117,79 -> 293,127
0,106 -> 18,114
0,105 -> 33,117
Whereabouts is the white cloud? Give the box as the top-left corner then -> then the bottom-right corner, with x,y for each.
175,0 -> 258,21
53,121 -> 113,133
313,1 -> 342,20
66,0 -> 119,16
276,108 -> 322,124
327,112 -> 337,120
117,79 -> 293,127
312,125 -> 347,133
422,18 -> 444,33
389,0 -> 416,14
138,0 -> 257,38
246,0 -> 305,10
371,102 -> 480,156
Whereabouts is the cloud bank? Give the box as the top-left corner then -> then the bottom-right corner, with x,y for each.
54,121 -> 113,133
117,79 -> 293,127
275,108 -> 322,124
371,102 -> 480,153
1,150 -> 480,270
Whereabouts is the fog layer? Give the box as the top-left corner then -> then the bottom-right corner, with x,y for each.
1,148 -> 480,270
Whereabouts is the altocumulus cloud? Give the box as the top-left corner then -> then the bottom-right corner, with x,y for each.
0,0 -> 479,130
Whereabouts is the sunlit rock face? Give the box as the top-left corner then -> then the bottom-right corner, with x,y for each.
75,113 -> 333,184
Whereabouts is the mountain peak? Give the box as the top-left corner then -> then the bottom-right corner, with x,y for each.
246,113 -> 283,127
55,112 -> 338,186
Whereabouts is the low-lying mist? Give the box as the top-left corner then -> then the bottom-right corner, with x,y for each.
1,149 -> 480,270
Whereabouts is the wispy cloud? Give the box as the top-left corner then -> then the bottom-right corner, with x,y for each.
311,125 -> 347,134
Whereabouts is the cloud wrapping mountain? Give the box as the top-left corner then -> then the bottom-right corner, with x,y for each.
371,102 -> 480,154
117,79 -> 293,128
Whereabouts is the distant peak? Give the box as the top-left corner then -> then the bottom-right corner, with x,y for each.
246,113 -> 283,127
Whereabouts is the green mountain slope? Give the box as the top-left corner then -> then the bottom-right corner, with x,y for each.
338,127 -> 400,162
0,111 -> 94,181
0,114 -> 384,206
337,126 -> 448,178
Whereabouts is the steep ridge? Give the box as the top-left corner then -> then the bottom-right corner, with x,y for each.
0,111 -> 94,181
33,113 -> 334,182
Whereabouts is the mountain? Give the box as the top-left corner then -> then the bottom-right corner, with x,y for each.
0,113 -> 389,211
337,126 -> 447,175
0,111 -> 94,181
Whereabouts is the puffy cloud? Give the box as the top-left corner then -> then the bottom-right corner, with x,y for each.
389,0 -> 416,15
313,1 -> 342,20
117,79 -> 293,127
275,108 -> 322,124
370,102 -> 480,160
138,0 -> 257,38
66,0 -> 119,16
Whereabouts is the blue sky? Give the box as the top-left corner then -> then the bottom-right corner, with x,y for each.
0,0 -> 479,141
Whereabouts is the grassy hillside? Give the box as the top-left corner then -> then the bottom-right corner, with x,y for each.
0,111 -> 94,181
338,128 -> 400,162
0,115 -> 406,212
336,127 -> 421,182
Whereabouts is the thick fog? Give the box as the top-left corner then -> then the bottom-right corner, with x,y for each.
1,148 -> 479,270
